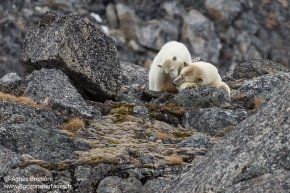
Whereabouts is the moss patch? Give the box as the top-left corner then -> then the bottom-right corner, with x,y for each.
110,103 -> 134,123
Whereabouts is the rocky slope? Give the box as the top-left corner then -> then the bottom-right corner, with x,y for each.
1,11 -> 290,193
1,0 -> 290,78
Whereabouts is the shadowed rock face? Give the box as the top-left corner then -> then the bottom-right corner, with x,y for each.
0,102 -> 90,163
24,68 -> 96,118
20,11 -> 121,101
163,84 -> 290,193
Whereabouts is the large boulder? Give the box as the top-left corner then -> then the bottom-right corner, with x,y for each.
24,68 -> 97,118
174,87 -> 230,108
20,11 -> 121,101
163,84 -> 290,193
182,9 -> 222,64
232,59 -> 290,79
0,101 -> 90,163
233,72 -> 290,109
183,108 -> 248,136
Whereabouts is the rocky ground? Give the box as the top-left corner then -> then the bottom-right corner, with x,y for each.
1,0 -> 290,78
1,10 -> 290,193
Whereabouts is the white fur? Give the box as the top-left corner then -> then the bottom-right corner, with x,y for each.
149,41 -> 191,91
174,61 -> 231,96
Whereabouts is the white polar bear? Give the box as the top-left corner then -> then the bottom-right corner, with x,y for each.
173,61 -> 231,96
148,41 -> 192,92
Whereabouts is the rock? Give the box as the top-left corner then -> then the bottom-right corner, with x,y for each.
234,72 -> 290,109
106,3 -> 118,28
116,62 -> 148,104
205,0 -> 241,23
20,11 -> 121,101
116,3 -> 140,41
2,165 -> 53,190
24,68 -> 96,118
120,61 -> 148,86
142,177 -> 171,193
0,101 -> 90,163
96,176 -> 142,193
133,106 -> 149,118
183,108 -> 248,136
74,164 -> 116,193
0,73 -> 27,96
136,18 -> 179,50
232,60 -> 290,79
0,146 -> 21,176
163,84 -> 290,193
182,9 -> 222,64
178,133 -> 213,148
174,87 -> 230,109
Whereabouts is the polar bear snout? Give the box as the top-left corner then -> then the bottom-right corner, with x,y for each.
173,75 -> 184,85
169,71 -> 179,80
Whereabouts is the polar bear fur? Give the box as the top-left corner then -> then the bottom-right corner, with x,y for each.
173,61 -> 231,96
149,41 -> 191,92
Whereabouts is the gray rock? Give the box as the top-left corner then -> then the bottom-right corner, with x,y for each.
234,72 -> 290,109
120,61 -> 148,86
0,146 -> 21,176
182,9 -> 222,64
96,176 -> 142,193
174,87 -> 230,109
20,11 -> 121,101
232,60 -> 290,79
1,165 -> 54,193
205,0 -> 241,23
116,3 -> 140,41
74,164 -> 116,193
24,68 -> 96,118
133,106 -> 149,118
183,108 -> 248,136
0,101 -> 90,163
136,18 -> 179,50
0,73 -> 27,96
106,3 -> 118,28
142,177 -> 171,193
163,84 -> 290,193
178,133 -> 213,148
224,170 -> 290,193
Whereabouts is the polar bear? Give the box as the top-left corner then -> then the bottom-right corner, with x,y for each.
173,61 -> 231,96
148,41 -> 192,92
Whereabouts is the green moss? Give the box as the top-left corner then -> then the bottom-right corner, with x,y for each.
173,130 -> 193,139
146,103 -> 185,119
108,139 -> 120,144
110,103 -> 134,123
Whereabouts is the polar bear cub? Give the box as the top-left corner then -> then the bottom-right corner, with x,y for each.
149,41 -> 191,92
173,61 -> 231,96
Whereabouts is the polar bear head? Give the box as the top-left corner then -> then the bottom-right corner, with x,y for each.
173,62 -> 203,86
158,56 -> 185,80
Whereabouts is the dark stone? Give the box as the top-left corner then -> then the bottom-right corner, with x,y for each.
174,87 -> 230,109
0,73 -> 27,96
164,84 -> 290,193
24,68 -> 97,118
20,11 -> 121,101
0,101 -> 90,163
233,72 -> 290,109
232,60 -> 290,79
183,108 -> 248,136
96,176 -> 142,193
178,133 -> 213,148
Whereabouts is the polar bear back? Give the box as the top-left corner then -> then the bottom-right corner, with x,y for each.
191,61 -> 221,85
152,41 -> 191,67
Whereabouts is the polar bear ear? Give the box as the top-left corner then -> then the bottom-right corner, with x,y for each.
172,56 -> 177,61
184,62 -> 189,67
